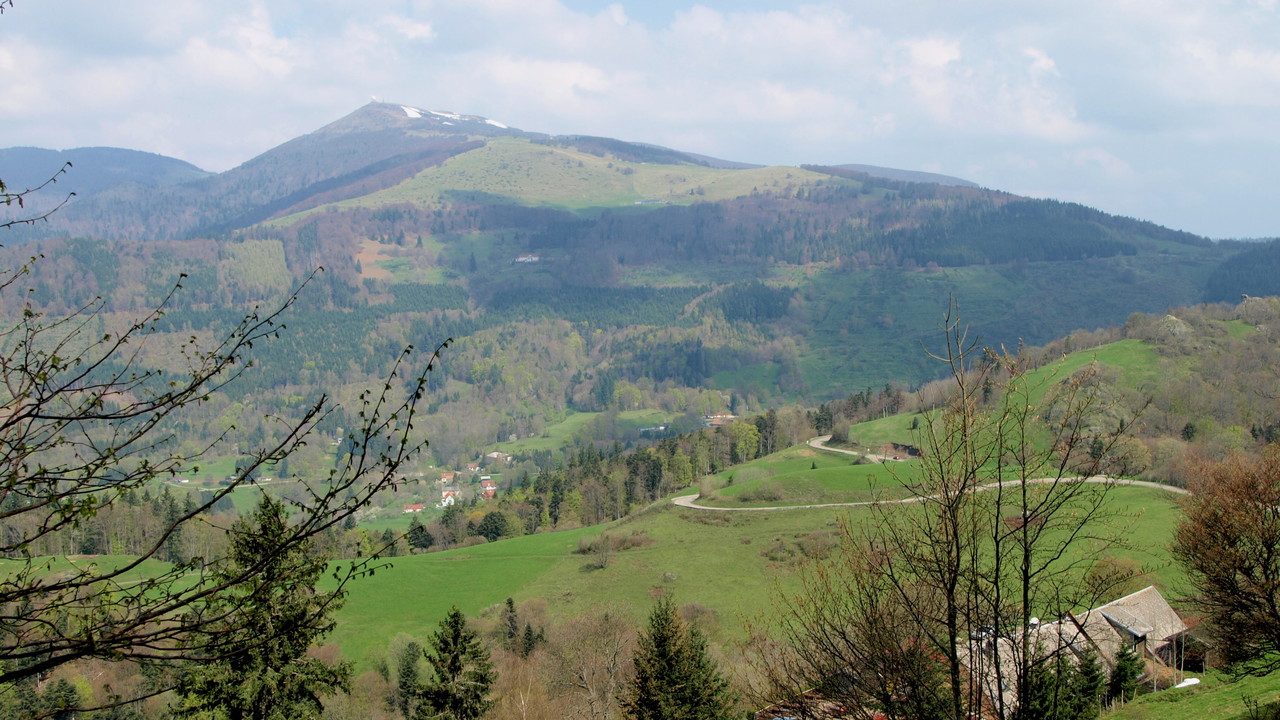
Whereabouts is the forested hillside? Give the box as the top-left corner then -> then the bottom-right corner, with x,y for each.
0,101 -> 1265,470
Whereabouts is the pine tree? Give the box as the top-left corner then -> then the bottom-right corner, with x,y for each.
396,641 -> 423,719
623,597 -> 734,720
1070,649 -> 1106,720
1014,653 -> 1063,720
41,678 -> 81,720
1108,645 -> 1143,706
173,495 -> 351,720
503,597 -> 520,645
417,607 -> 494,720
407,516 -> 434,550
519,622 -> 545,659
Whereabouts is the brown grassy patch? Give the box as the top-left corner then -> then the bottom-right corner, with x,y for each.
355,239 -> 393,279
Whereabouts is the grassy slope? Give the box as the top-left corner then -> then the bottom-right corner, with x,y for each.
324,525 -> 596,667
0,555 -> 173,585
279,137 -> 843,219
696,443 -> 918,507
488,409 -> 676,455
830,338 -> 1166,454
328,454 -> 1187,671
1110,669 -> 1280,720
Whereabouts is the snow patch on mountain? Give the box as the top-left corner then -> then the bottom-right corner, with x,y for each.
397,104 -> 509,129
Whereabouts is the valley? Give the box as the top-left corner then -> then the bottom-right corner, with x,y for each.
5,101 -> 1280,718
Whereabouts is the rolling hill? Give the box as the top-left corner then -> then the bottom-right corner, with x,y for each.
0,101 -> 1270,468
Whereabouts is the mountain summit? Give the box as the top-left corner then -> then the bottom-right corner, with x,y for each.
314,102 -> 527,138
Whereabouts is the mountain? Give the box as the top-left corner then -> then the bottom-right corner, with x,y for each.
830,163 -> 978,188
0,101 -> 1264,466
0,146 -> 210,225
0,146 -> 209,193
0,103 -> 982,242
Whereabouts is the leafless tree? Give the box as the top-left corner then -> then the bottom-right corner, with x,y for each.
547,610 -> 635,720
0,260 -> 448,703
760,301 -> 1139,719
1,162 -> 76,230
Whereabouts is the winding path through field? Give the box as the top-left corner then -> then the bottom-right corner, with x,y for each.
671,436 -> 1189,512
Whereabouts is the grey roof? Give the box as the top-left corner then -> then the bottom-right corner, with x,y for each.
1101,606 -> 1155,637
960,586 -> 1188,710
1095,586 -> 1188,645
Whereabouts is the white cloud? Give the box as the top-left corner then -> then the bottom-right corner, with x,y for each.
179,4 -> 299,86
905,37 -> 962,69
1023,47 -> 1059,77
385,17 -> 436,42
1070,147 -> 1134,179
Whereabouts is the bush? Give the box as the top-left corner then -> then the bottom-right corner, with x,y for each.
575,531 -> 655,569
738,482 -> 784,503
796,530 -> 838,560
761,538 -> 795,563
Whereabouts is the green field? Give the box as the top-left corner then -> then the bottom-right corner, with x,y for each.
1110,668 -> 1280,720
1020,337 -> 1165,397
268,137 -> 850,228
0,555 -> 174,585
324,525 -> 598,667
324,440 -> 1192,671
695,443 -> 918,507
828,336 -> 1167,455
489,409 -> 677,454
331,138 -> 842,212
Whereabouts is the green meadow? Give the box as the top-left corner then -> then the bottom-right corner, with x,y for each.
1110,668 -> 1280,720
696,443 -> 918,507
829,336 -> 1168,456
326,441 -> 1191,671
269,137 -> 848,228
489,409 -> 677,455
333,137 -> 841,211
0,555 -> 173,586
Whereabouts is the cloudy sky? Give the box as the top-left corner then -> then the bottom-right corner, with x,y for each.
2,0 -> 1278,238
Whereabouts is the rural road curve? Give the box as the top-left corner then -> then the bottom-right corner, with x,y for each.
672,436 -> 1189,512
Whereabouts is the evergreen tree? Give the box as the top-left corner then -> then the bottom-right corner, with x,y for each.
396,641 -> 423,719
41,678 -> 81,720
407,516 -> 434,550
1108,645 -> 1143,706
1014,653 -> 1063,720
173,495 -> 351,720
623,597 -> 734,720
6,680 -> 41,720
503,598 -> 520,644
1069,649 -> 1106,720
416,607 -> 494,720
519,622 -> 545,659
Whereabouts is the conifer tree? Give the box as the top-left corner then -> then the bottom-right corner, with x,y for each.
503,597 -> 520,645
1070,649 -> 1106,720
623,597 -> 734,720
41,678 -> 81,720
396,641 -> 423,719
1108,645 -> 1143,706
173,495 -> 351,720
519,622 -> 545,659
417,607 -> 494,720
